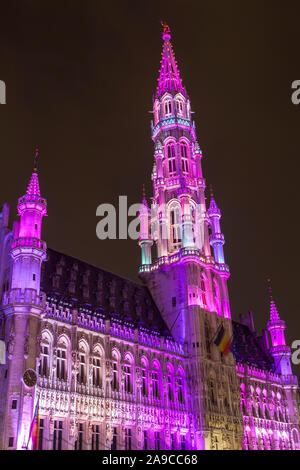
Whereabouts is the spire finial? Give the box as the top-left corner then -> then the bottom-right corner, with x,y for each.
34,147 -> 39,171
267,277 -> 273,301
209,184 -> 214,199
142,184 -> 146,200
161,21 -> 171,41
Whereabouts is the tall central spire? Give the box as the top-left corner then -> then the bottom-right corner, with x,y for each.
155,22 -> 186,98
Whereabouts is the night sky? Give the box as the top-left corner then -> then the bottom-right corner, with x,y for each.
0,1 -> 300,354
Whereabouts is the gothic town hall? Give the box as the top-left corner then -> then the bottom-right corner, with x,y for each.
0,26 -> 299,450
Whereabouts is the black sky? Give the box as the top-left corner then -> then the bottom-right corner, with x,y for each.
0,1 -> 300,355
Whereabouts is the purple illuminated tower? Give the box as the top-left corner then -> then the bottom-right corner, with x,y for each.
0,150 -> 47,449
139,23 -> 242,449
139,23 -> 231,343
267,280 -> 292,376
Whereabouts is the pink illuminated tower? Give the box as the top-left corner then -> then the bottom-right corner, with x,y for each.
139,23 -> 231,343
0,150 -> 47,450
139,24 -> 243,449
267,280 -> 292,377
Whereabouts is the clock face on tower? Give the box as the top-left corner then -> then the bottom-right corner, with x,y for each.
23,369 -> 37,388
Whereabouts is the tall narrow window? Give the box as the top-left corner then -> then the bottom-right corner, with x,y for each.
111,427 -> 117,450
142,369 -> 147,396
144,431 -> 148,450
164,99 -> 172,116
175,99 -> 184,116
76,423 -> 83,450
180,435 -> 186,450
53,420 -> 63,450
167,143 -> 176,176
170,205 -> 182,251
125,429 -> 132,450
171,433 -> 176,450
38,419 -> 44,450
178,377 -> 184,403
180,142 -> 189,174
92,425 -> 100,450
93,358 -> 101,387
152,371 -> 159,399
39,345 -> 49,377
78,354 -> 86,384
112,362 -> 118,391
124,365 -> 131,393
167,375 -> 173,402
154,431 -> 160,450
200,277 -> 207,308
56,347 -> 66,380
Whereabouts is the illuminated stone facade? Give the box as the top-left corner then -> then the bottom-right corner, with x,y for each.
0,25 -> 299,450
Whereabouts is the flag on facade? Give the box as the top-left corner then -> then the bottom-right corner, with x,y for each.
27,397 -> 40,450
214,325 -> 232,355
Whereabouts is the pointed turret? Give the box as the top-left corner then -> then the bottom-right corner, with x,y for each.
138,186 -> 153,267
267,279 -> 292,376
11,148 -> 47,292
208,186 -> 225,265
155,22 -> 186,99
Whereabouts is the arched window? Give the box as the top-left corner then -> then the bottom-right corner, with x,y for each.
213,278 -> 222,315
39,333 -> 52,377
123,353 -> 133,393
180,142 -> 189,174
92,349 -> 102,387
151,360 -> 161,399
164,99 -> 172,116
169,204 -> 182,252
200,275 -> 207,308
175,98 -> 184,116
78,348 -> 87,385
56,338 -> 68,380
177,368 -> 185,404
112,350 -> 120,391
141,356 -> 148,397
166,143 -> 176,176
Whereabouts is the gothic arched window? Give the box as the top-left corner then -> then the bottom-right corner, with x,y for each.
169,203 -> 182,252
92,356 -> 101,387
164,99 -> 172,116
175,98 -> 184,116
166,143 -> 176,176
200,275 -> 208,309
39,342 -> 50,377
180,142 -> 189,174
56,340 -> 68,381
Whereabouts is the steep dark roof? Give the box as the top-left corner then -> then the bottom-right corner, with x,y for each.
232,320 -> 274,371
41,248 -> 171,336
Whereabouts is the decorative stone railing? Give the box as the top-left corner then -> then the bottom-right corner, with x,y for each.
11,237 -> 47,251
44,301 -> 184,357
139,248 -> 229,274
78,313 -> 105,333
271,345 -> 291,354
18,194 -> 47,205
2,288 -> 45,307
236,362 -> 297,385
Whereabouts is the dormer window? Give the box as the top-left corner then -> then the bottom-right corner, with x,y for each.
164,99 -> 172,116
175,99 -> 184,116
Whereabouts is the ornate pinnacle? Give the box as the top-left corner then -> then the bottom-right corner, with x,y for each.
161,21 -> 171,41
34,147 -> 39,171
